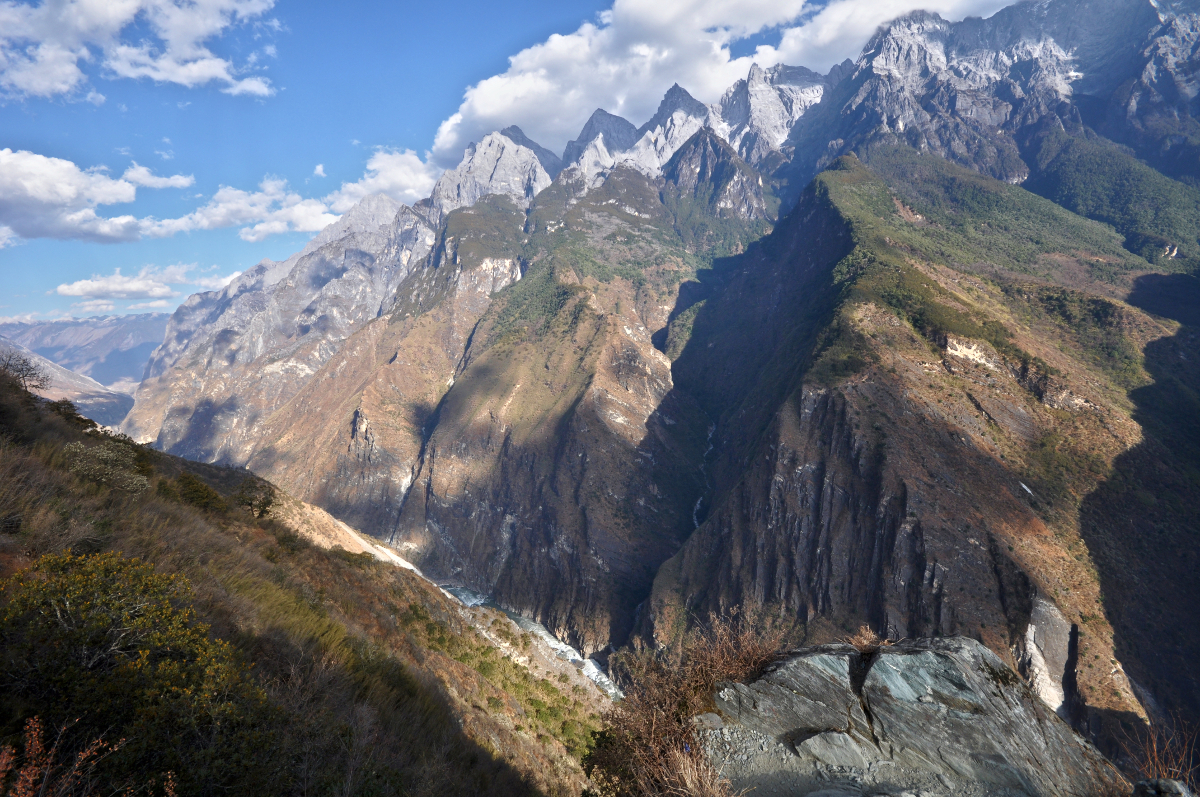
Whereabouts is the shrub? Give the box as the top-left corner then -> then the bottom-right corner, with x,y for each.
0,553 -> 277,795
584,613 -> 783,797
62,442 -> 148,494
173,472 -> 226,513
1121,712 -> 1198,790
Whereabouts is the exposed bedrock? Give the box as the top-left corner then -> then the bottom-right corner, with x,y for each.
704,637 -> 1124,796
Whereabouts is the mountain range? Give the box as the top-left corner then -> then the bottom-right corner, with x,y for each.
20,0 -> 1200,782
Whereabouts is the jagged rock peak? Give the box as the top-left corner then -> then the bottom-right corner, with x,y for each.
316,193 -> 403,241
428,131 -> 553,220
715,62 -> 827,163
499,125 -> 563,177
562,109 -> 639,165
638,83 -> 711,137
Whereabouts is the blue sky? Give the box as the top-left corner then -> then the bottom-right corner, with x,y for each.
0,0 -> 1007,322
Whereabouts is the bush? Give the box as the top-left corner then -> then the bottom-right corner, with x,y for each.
584,614 -> 783,797
173,472 -> 227,513
62,441 -> 148,494
0,553 -> 278,795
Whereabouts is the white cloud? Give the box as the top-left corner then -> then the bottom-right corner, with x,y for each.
57,267 -> 181,300
431,0 -> 1010,163
0,148 -> 335,245
325,148 -> 442,212
0,147 -> 141,243
156,149 -> 175,160
85,90 -> 105,105
122,162 -> 194,189
190,270 -> 242,289
55,263 -> 242,304
145,177 -> 339,242
72,299 -> 116,313
0,0 -> 277,101
313,164 -> 326,177
0,312 -> 41,324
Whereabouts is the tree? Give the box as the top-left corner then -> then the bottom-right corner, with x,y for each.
0,348 -> 50,393
234,476 -> 275,518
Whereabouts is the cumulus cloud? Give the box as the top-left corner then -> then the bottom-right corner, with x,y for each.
0,147 -> 141,244
324,148 -> 442,212
56,266 -> 182,300
71,299 -> 117,313
313,164 -> 325,177
0,147 -> 340,245
0,0 -> 277,101
121,163 -> 195,189
432,0 -> 1010,163
147,177 -> 339,242
55,263 -> 244,303
190,270 -> 242,289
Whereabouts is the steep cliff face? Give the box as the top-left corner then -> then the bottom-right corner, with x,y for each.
123,196 -> 435,460
235,166 -> 769,657
647,152 -> 1177,739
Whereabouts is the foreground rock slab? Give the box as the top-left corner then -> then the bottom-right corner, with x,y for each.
703,637 -> 1123,796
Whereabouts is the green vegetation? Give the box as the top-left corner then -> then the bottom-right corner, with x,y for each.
862,146 -> 1142,278
399,603 -> 600,759
1,553 -> 275,794
1025,131 -> 1200,267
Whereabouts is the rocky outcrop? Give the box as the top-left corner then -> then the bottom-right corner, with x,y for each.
662,129 -> 768,220
703,638 -> 1124,796
428,131 -> 556,221
713,63 -> 826,165
562,109 -> 639,167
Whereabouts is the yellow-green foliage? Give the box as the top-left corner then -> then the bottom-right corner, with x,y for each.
0,553 -> 276,795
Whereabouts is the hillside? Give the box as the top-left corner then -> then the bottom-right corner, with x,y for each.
0,374 -> 610,797
646,149 -> 1200,752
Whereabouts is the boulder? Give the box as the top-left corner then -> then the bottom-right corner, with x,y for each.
704,637 -> 1124,796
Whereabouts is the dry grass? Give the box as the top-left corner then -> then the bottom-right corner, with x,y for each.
584,613 -> 784,797
1121,713 -> 1198,790
842,624 -> 896,654
0,382 -> 587,796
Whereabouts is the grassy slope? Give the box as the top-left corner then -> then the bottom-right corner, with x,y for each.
0,382 -> 603,797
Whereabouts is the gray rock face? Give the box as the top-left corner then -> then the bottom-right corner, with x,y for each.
428,131 -> 555,221
561,109 -> 639,166
662,129 -> 768,220
784,0 -> 1192,190
499,125 -> 564,178
123,193 -> 436,461
1134,780 -> 1197,797
706,638 -> 1123,797
713,63 -> 827,164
